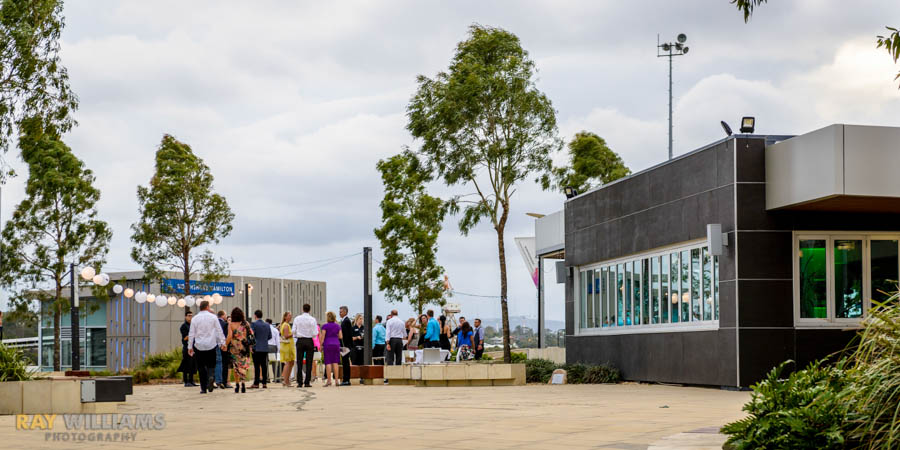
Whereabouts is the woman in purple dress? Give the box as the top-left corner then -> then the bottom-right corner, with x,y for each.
318,311 -> 343,387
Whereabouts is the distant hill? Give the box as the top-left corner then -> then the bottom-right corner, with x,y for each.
477,316 -> 564,332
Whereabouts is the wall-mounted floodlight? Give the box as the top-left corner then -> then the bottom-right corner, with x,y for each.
740,116 -> 755,133
707,224 -> 728,256
720,121 -> 733,137
564,186 -> 578,199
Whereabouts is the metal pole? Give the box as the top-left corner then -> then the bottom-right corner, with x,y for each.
70,263 -> 80,371
363,247 -> 372,365
537,256 -> 544,349
244,283 -> 250,317
668,48 -> 673,160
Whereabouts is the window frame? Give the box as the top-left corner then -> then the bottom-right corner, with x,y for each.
793,232 -> 900,328
574,239 -> 718,336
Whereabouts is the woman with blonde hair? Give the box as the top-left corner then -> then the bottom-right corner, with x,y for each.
279,311 -> 295,387
318,311 -> 343,387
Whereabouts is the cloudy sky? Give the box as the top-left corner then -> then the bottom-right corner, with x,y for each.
3,1 -> 900,324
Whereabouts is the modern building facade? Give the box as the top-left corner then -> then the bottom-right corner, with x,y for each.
40,272 -> 326,372
560,124 -> 900,388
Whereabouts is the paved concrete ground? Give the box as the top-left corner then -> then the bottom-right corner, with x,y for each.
2,382 -> 748,449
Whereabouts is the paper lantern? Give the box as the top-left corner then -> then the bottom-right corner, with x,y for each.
167,296 -> 177,305
185,296 -> 195,307
146,294 -> 156,304
212,293 -> 222,304
157,295 -> 167,305
124,288 -> 134,298
80,266 -> 96,281
92,273 -> 110,286
135,291 -> 146,303
202,295 -> 212,305
177,298 -> 186,308
155,296 -> 167,307
112,284 -> 123,294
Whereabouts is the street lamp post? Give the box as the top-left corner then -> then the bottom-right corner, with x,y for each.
657,33 -> 690,161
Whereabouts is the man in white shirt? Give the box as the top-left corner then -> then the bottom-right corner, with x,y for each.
188,300 -> 226,394
384,310 -> 406,366
291,303 -> 318,388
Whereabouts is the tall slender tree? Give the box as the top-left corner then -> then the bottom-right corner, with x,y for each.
0,118 -> 111,370
541,131 -> 631,195
407,25 -> 561,362
374,151 -> 449,315
130,135 -> 234,305
0,0 -> 78,180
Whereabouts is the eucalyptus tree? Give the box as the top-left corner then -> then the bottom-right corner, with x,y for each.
374,151 -> 448,315
0,119 -> 111,370
541,131 -> 630,195
407,25 -> 561,362
130,135 -> 234,306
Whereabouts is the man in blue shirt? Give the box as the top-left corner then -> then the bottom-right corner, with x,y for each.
424,309 -> 441,348
372,315 -> 386,365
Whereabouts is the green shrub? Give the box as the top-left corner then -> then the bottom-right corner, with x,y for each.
0,343 -> 32,381
131,369 -> 150,385
89,370 -> 114,377
562,363 -> 589,384
510,352 -> 527,363
583,364 -> 620,384
479,353 -> 493,361
843,297 -> 900,450
721,361 -> 851,450
525,358 -> 558,383
139,348 -> 180,370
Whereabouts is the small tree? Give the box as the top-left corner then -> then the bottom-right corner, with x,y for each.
407,24 -> 561,362
131,135 -> 234,305
0,0 -> 78,179
732,0 -> 900,87
541,131 -> 630,195
0,119 -> 111,370
374,151 -> 448,315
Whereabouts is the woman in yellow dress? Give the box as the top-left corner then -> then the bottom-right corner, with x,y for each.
279,311 -> 295,387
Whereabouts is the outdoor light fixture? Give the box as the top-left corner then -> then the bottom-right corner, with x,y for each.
112,284 -> 123,294
167,296 -> 177,305
720,121 -> 733,137
740,116 -> 755,133
80,266 -> 95,281
124,288 -> 134,298
564,186 -> 578,199
658,33 -> 691,160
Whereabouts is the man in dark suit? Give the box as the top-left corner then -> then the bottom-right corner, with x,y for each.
178,311 -> 197,387
339,306 -> 353,386
249,309 -> 272,389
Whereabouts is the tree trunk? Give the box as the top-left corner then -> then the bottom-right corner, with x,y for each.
53,286 -> 61,371
183,267 -> 191,314
497,224 -> 511,363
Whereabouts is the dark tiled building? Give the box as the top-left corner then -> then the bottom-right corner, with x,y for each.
563,124 -> 900,387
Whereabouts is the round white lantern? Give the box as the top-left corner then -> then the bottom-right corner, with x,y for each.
92,273 -> 110,286
146,294 -> 156,304
135,291 -> 146,303
212,293 -> 222,304
203,295 -> 212,305
157,295 -> 167,305
184,296 -> 195,307
155,296 -> 167,307
167,296 -> 177,305
112,284 -> 123,294
80,266 -> 96,281
177,298 -> 186,308
124,288 -> 134,298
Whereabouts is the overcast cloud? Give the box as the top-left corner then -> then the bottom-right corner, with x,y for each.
2,1 -> 899,324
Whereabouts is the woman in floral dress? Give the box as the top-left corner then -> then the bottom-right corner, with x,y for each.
226,307 -> 253,393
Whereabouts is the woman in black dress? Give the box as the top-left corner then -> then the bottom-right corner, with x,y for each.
439,315 -> 452,360
351,314 -> 365,366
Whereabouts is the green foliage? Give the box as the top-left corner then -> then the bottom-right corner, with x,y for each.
131,135 -> 234,296
731,0 -> 766,23
88,370 -> 114,377
374,152 -> 449,314
0,0 -> 78,178
582,364 -> 621,384
540,131 -> 630,194
722,361 -> 850,450
843,296 -> 900,449
510,352 -> 526,363
128,349 -> 181,384
0,343 -> 33,381
138,348 -> 180,370
407,24 -> 560,363
525,358 -> 558,383
1,120 -> 112,370
562,362 -> 588,384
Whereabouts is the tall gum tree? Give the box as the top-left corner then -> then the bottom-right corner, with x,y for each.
407,24 -> 561,362
130,135 -> 234,306
0,118 -> 111,370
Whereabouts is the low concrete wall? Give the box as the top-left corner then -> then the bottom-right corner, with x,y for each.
384,363 -> 525,387
0,378 -> 121,415
525,347 -> 566,364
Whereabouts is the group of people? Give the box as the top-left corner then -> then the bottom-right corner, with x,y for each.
181,300 -> 485,393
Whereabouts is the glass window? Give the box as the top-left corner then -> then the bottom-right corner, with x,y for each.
585,270 -> 594,327
799,239 -> 827,319
633,260 -> 642,325
714,256 -> 720,320
579,271 -> 587,328
703,247 -> 712,321
601,267 -> 609,327
681,250 -> 690,322
616,263 -> 624,326
670,252 -> 680,323
625,262 -> 633,325
871,240 -> 899,305
89,328 -> 107,367
691,248 -> 701,321
834,239 -> 863,319
661,254 -> 669,323
593,270 -> 602,328
608,267 -> 616,327
642,259 -> 650,325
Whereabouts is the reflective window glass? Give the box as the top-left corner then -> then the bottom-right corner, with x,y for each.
871,240 -> 899,305
660,254 -> 669,323
702,247 -> 712,321
625,262 -> 633,325
834,239 -> 863,319
593,270 -> 602,328
670,252 -> 680,323
585,270 -> 594,327
642,259 -> 650,325
633,260 -> 642,325
799,239 -> 827,319
691,248 -> 701,321
681,250 -> 690,322
601,267 -> 609,327
616,264 -> 624,326
714,256 -> 720,320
